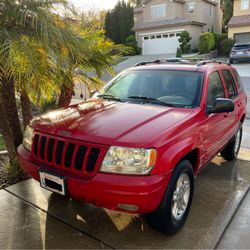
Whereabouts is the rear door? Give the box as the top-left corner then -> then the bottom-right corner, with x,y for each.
220,69 -> 239,128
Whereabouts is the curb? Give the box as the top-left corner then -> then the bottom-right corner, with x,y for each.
238,147 -> 250,162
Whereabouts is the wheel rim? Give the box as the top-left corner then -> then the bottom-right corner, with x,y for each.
171,173 -> 190,221
234,128 -> 241,155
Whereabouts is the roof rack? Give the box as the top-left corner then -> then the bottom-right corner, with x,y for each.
133,58 -> 231,67
195,59 -> 231,67
134,58 -> 192,67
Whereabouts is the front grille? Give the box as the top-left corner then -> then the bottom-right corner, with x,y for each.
32,132 -> 105,176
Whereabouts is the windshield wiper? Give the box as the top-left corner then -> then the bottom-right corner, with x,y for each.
97,94 -> 122,102
127,96 -> 175,107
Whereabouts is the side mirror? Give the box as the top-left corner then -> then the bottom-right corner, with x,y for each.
90,90 -> 100,98
207,98 -> 234,114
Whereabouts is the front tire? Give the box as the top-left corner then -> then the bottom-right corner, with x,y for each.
221,123 -> 243,161
146,160 -> 194,234
229,59 -> 234,64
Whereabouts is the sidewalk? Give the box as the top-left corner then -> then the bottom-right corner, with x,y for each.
217,189 -> 250,249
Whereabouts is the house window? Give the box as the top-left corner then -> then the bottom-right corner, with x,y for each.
151,4 -> 166,19
188,2 -> 195,13
210,6 -> 212,16
144,36 -> 149,40
150,35 -> 156,39
156,35 -> 162,39
169,33 -> 175,37
163,34 -> 168,38
241,0 -> 249,10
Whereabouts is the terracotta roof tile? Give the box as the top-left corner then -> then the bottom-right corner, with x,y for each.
228,14 -> 250,27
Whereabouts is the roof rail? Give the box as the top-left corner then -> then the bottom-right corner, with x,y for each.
133,58 -> 231,67
134,58 -> 192,67
195,59 -> 231,67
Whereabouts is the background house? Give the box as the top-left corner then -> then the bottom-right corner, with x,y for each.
228,0 -> 250,43
132,0 -> 222,55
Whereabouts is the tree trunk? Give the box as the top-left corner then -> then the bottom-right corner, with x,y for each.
0,92 -> 16,161
20,91 -> 33,129
57,82 -> 74,108
1,76 -> 23,148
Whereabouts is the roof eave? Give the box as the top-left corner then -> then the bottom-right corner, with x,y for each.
132,21 -> 205,32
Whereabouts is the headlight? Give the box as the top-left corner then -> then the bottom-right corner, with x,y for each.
23,126 -> 34,151
100,146 -> 157,175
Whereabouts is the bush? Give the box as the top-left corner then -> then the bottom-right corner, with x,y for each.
178,31 -> 192,54
198,32 -> 215,54
124,35 -> 141,55
213,33 -> 228,54
213,33 -> 227,49
221,39 -> 234,55
176,47 -> 182,57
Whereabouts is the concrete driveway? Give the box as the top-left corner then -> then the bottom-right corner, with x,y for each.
0,153 -> 250,249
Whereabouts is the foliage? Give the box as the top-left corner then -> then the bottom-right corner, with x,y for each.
221,0 -> 233,32
178,31 -> 192,54
78,9 -> 106,30
198,32 -> 216,54
128,0 -> 142,5
4,159 -> 25,180
176,47 -> 182,57
220,38 -> 234,55
105,1 -> 134,44
0,0 -> 128,165
0,135 -> 5,151
125,35 -> 141,55
213,33 -> 228,55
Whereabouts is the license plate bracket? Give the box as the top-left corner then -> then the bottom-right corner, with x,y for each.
39,170 -> 67,196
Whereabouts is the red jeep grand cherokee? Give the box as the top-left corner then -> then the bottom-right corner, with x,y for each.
18,59 -> 247,234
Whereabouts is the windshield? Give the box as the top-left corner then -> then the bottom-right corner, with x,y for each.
102,70 -> 203,107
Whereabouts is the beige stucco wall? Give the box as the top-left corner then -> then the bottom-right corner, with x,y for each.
143,0 -> 184,22
233,0 -> 250,16
136,24 -> 203,50
228,26 -> 250,39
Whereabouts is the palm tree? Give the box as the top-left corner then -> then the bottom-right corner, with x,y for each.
0,0 -> 128,161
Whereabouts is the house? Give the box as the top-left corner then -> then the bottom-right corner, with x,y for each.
228,0 -> 250,43
132,0 -> 222,55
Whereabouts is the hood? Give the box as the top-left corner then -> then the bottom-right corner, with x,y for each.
31,99 -> 194,147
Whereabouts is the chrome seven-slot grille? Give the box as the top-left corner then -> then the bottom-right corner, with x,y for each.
32,132 -> 107,176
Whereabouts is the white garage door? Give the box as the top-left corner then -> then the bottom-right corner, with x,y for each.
142,32 -> 181,55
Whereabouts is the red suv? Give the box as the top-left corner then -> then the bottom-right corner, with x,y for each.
18,59 -> 247,234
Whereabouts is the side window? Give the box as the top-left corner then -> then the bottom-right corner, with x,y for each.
231,69 -> 244,93
221,70 -> 237,99
207,71 -> 225,106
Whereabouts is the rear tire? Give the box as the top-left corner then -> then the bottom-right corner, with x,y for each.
229,59 -> 234,64
146,160 -> 194,235
221,123 -> 242,161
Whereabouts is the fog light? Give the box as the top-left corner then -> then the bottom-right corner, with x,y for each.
117,204 -> 139,212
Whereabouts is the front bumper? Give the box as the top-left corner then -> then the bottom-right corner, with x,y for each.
17,145 -> 171,214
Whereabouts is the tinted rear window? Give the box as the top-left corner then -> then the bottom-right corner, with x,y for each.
233,44 -> 250,50
231,68 -> 244,92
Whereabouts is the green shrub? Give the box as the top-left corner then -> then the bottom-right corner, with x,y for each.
124,35 -> 141,55
178,31 -> 192,54
4,158 -> 25,180
213,33 -> 227,49
221,38 -> 234,55
176,47 -> 182,57
198,32 -> 215,54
